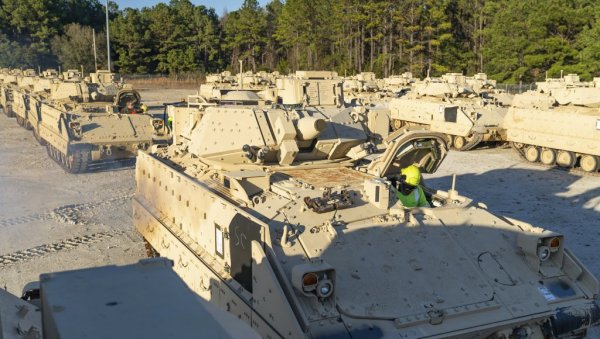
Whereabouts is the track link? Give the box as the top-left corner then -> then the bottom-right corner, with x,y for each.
511,143 -> 600,177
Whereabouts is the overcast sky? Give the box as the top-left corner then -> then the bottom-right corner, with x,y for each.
112,0 -> 269,15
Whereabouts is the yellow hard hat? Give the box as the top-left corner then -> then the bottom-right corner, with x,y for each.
140,103 -> 148,112
400,165 -> 421,186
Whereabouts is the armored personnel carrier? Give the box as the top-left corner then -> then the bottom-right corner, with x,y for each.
25,69 -> 59,144
134,73 -> 599,338
380,72 -> 416,95
388,74 -> 508,151
504,79 -> 600,173
200,70 -> 278,103
0,69 -> 22,117
0,258 -> 258,339
12,69 -> 39,129
343,72 -> 390,106
37,75 -> 168,173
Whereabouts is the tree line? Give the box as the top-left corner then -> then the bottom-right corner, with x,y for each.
0,0 -> 599,83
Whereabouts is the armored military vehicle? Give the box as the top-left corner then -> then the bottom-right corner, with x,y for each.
504,80 -> 600,173
343,72 -> 390,106
0,258 -> 258,339
380,72 -> 416,95
12,69 -> 39,129
0,69 -> 22,117
388,74 -> 508,150
200,70 -> 278,103
37,75 -> 168,173
25,69 -> 59,144
134,72 -> 599,338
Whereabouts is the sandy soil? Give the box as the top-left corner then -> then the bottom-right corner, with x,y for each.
0,90 -> 598,336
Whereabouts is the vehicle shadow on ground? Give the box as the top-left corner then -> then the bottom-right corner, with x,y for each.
428,166 -> 600,227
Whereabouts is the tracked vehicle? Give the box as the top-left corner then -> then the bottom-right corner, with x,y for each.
0,69 -> 21,117
12,69 -> 38,129
25,69 -> 59,144
388,74 -> 509,151
134,74 -> 599,338
37,75 -> 168,173
504,78 -> 600,173
200,70 -> 278,103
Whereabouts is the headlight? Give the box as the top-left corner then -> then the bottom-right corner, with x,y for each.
517,230 -> 564,272
537,246 -> 551,261
317,279 -> 334,298
292,262 -> 336,300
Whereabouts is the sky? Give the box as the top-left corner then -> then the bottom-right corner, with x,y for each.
113,0 -> 269,15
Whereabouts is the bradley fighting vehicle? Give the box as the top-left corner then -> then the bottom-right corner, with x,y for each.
0,69 -> 22,117
12,69 -> 39,129
37,71 -> 168,173
504,75 -> 600,173
388,73 -> 509,151
200,70 -> 278,103
25,69 -> 60,144
0,258 -> 259,339
133,72 -> 600,338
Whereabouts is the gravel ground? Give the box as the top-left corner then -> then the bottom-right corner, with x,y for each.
0,90 -> 598,336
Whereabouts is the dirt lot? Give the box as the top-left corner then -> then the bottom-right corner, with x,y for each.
0,89 -> 598,335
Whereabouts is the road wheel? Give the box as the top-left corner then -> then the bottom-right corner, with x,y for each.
391,119 -> 405,131
556,151 -> 575,168
24,120 -> 32,130
16,116 -> 24,126
525,146 -> 540,162
540,149 -> 556,165
446,135 -> 453,148
580,155 -> 599,173
453,136 -> 466,150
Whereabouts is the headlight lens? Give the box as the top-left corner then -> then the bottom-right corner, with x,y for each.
537,246 -> 551,261
317,280 -> 333,298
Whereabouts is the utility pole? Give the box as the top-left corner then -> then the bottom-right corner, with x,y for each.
105,0 -> 111,71
92,28 -> 98,71
239,59 -> 243,89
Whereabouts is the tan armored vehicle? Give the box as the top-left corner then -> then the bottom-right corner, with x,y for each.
200,70 -> 278,103
25,69 -> 60,143
343,72 -> 391,106
12,69 -> 39,128
0,69 -> 22,117
0,258 -> 258,339
134,73 -> 599,338
380,72 -> 416,94
504,80 -> 600,173
37,76 -> 168,173
388,74 -> 508,151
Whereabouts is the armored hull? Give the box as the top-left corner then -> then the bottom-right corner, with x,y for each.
0,72 -> 18,117
504,87 -> 600,174
388,74 -> 509,151
38,101 -> 166,173
133,99 -> 599,338
34,77 -> 168,173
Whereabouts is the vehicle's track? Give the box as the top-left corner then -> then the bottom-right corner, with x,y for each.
510,143 -> 600,177
0,229 -> 126,268
0,192 -> 133,229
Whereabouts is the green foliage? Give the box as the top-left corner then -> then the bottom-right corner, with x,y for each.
51,23 -> 106,73
0,0 -> 599,81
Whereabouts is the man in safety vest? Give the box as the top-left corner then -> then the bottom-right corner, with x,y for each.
396,165 -> 430,208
